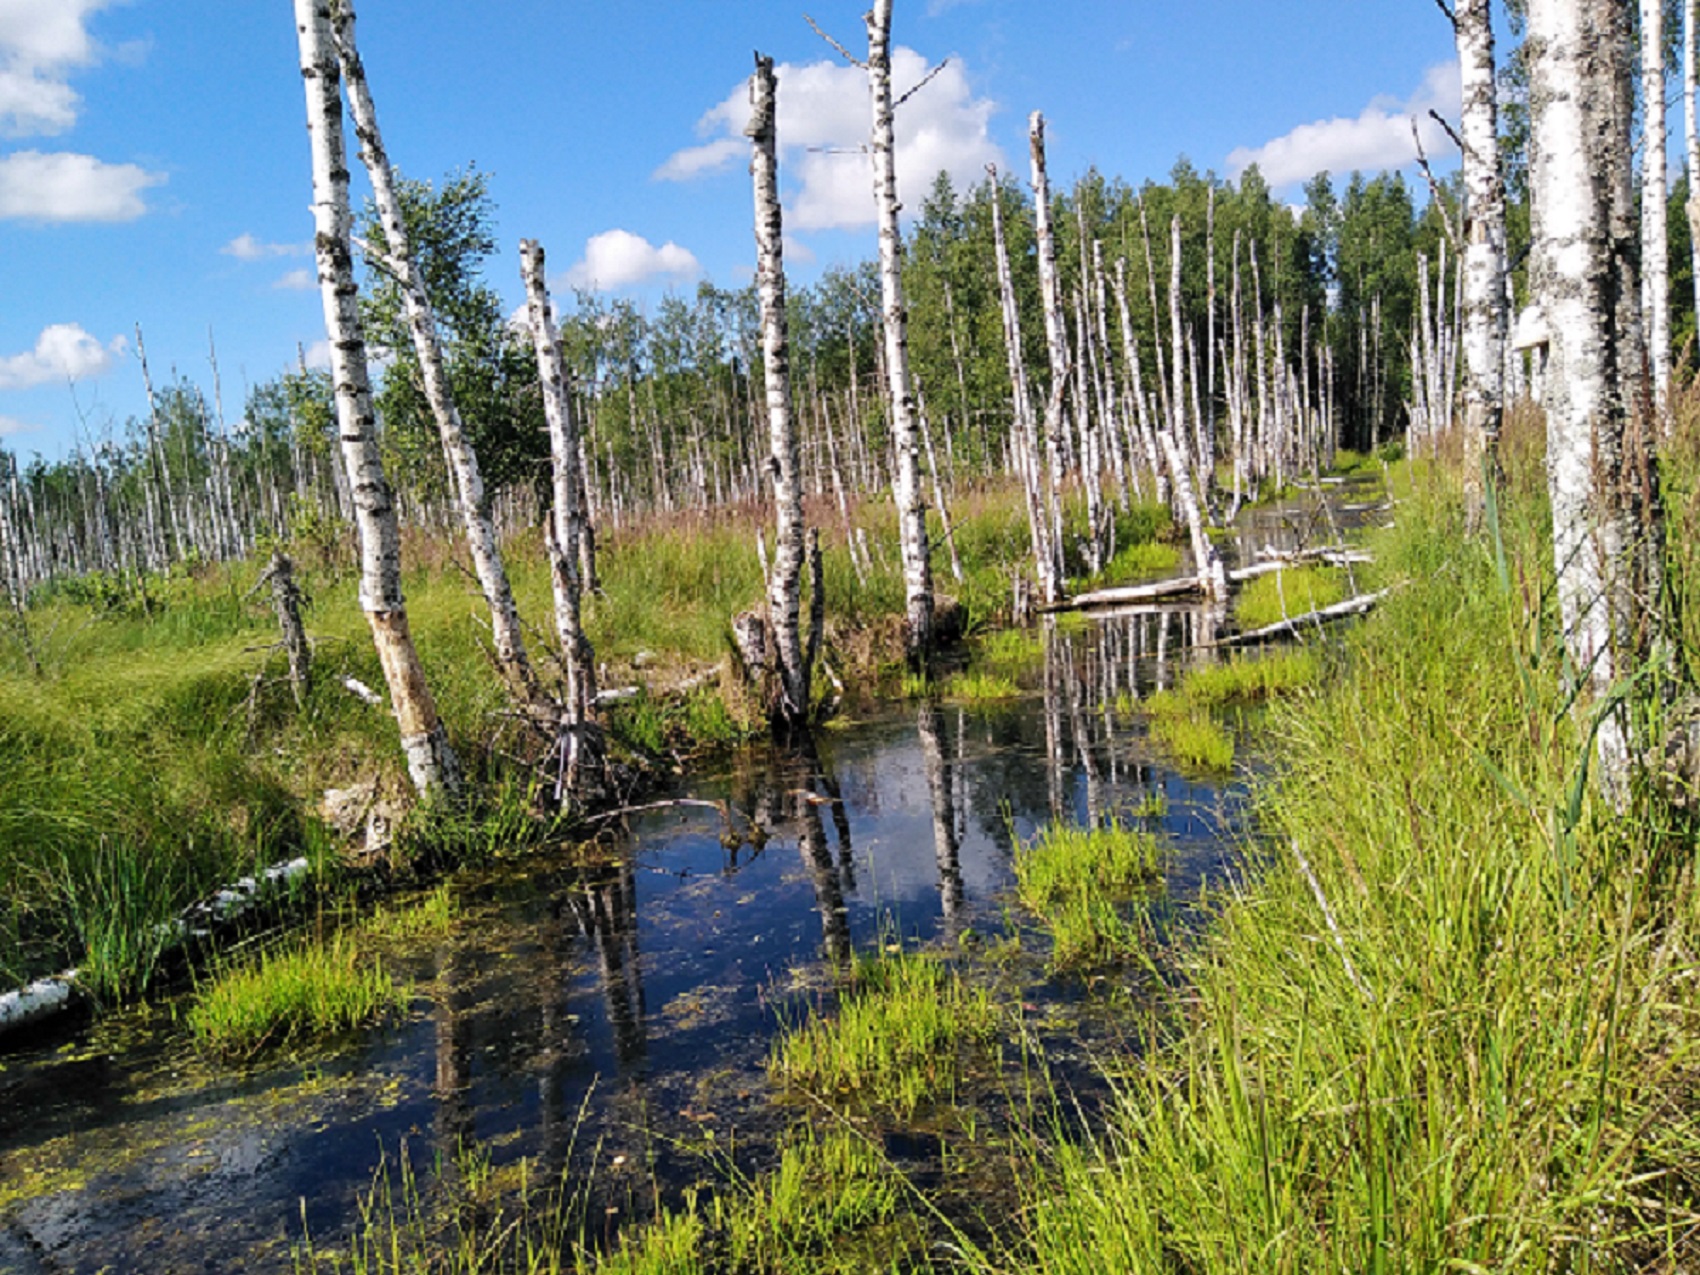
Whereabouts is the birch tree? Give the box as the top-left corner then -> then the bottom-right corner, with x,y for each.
749,53 -> 813,723
1642,0 -> 1671,406
332,0 -> 541,710
868,0 -> 935,666
1687,0 -> 1700,330
1029,112 -> 1073,583
1450,0 -> 1508,531
1528,0 -> 1667,799
519,240 -> 597,734
295,0 -> 461,800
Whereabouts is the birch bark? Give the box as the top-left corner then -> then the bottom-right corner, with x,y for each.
1454,0 -> 1508,530
1642,0 -> 1671,406
519,240 -> 596,729
868,0 -> 934,665
1528,0 -> 1667,799
989,166 -> 1058,605
332,0 -> 540,709
1686,0 -> 1700,334
748,53 -> 812,722
295,0 -> 460,800
1029,112 -> 1070,590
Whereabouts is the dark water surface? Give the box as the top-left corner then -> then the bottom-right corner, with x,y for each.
0,485 -> 1377,1273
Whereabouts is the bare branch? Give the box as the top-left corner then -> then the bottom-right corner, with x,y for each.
1410,117 -> 1463,254
894,58 -> 950,109
803,13 -> 864,67
1432,0 -> 1457,28
1427,107 -> 1465,155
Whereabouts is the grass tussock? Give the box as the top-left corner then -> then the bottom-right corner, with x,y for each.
1006,444 -> 1700,1272
771,950 -> 997,1118
941,669 -> 1021,703
1142,693 -> 1236,772
1014,823 -> 1160,968
189,936 -> 407,1060
1233,562 -> 1347,629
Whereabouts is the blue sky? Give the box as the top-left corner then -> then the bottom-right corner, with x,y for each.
0,0 -> 1470,461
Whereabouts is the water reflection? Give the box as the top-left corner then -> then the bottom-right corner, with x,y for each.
0,603 -> 1271,1274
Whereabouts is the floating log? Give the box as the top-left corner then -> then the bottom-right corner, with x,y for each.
1215,589 -> 1388,646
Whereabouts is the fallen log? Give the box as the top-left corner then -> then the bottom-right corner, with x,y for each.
1215,589 -> 1388,646
1053,575 -> 1205,610
0,855 -> 311,1043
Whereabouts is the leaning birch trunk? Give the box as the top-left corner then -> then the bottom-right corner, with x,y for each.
748,53 -> 811,723
1642,0 -> 1672,407
989,164 -> 1059,606
1158,427 -> 1224,601
868,0 -> 934,667
1454,0 -> 1507,530
1029,111 -> 1071,587
333,0 -> 541,710
519,240 -> 596,729
1528,0 -> 1667,801
295,0 -> 460,801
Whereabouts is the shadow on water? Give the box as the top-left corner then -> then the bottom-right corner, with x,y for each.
0,487 -> 1379,1271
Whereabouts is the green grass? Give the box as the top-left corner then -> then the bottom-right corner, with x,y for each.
1000,444 -> 1700,1272
1090,538 -> 1181,586
941,669 -> 1021,703
1142,693 -> 1236,771
712,1128 -> 908,1273
1234,563 -> 1348,629
771,949 -> 997,1118
361,883 -> 457,942
189,936 -> 408,1059
1175,649 -> 1321,705
1014,823 -> 1161,968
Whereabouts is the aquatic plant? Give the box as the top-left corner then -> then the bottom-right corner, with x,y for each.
771,950 -> 997,1118
189,936 -> 406,1059
1014,823 -> 1160,969
1233,563 -> 1347,630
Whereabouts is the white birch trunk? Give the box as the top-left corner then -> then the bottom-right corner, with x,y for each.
1642,0 -> 1672,406
869,0 -> 934,665
332,0 -> 540,709
519,240 -> 597,729
295,0 -> 460,801
748,53 -> 811,721
1528,0 -> 1665,800
1686,0 -> 1700,339
1029,112 -> 1069,588
989,165 -> 1059,606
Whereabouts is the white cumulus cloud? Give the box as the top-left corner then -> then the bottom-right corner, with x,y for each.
0,149 -> 162,221
655,47 -> 1003,232
1227,62 -> 1461,190
564,229 -> 701,291
0,0 -> 118,136
303,339 -> 332,371
0,322 -> 118,390
0,412 -> 34,436
272,268 -> 317,291
223,232 -> 309,261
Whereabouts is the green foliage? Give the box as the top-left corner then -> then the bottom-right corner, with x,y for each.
1234,563 -> 1347,630
189,937 -> 406,1060
1008,462 -> 1700,1273
771,950 -> 997,1118
1142,691 -> 1236,772
1014,823 -> 1160,969
941,669 -> 1020,703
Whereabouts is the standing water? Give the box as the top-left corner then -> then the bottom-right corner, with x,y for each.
0,484 -> 1378,1272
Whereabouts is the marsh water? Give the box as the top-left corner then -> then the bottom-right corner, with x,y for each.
0,485 -> 1379,1274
